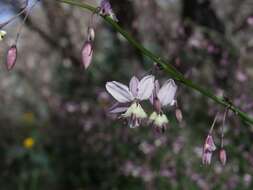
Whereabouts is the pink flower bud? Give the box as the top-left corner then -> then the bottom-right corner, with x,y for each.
81,41 -> 93,69
204,134 -> 216,152
219,149 -> 227,166
202,134 -> 216,165
175,108 -> 183,122
6,45 -> 17,71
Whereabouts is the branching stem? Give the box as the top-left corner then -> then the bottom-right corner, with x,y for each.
58,0 -> 253,126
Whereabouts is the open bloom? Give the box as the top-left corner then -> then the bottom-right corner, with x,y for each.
100,0 -> 118,21
106,75 -> 155,128
202,134 -> 216,165
149,79 -> 177,131
0,30 -> 7,41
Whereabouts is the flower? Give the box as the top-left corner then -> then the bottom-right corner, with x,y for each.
202,134 -> 216,165
149,79 -> 177,131
106,75 -> 155,128
6,45 -> 17,71
219,148 -> 227,166
23,137 -> 35,149
0,30 -> 7,41
99,0 -> 118,21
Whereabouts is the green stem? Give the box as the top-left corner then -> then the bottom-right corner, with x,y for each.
58,0 -> 253,126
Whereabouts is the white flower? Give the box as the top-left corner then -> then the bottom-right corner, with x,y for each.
106,75 -> 155,128
149,79 -> 177,131
0,30 -> 7,41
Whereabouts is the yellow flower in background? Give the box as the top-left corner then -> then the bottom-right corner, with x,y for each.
0,30 -> 7,41
22,112 -> 35,124
23,137 -> 35,149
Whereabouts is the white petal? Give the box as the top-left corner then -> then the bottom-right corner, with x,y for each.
108,102 -> 129,113
110,106 -> 129,113
137,75 -> 155,100
129,76 -> 139,98
106,81 -> 134,103
158,79 -> 177,106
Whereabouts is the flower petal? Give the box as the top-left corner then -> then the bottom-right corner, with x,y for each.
158,79 -> 177,106
108,102 -> 129,113
129,76 -> 139,98
137,75 -> 155,100
106,81 -> 133,103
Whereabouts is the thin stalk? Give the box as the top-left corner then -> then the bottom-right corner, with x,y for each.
57,0 -> 253,125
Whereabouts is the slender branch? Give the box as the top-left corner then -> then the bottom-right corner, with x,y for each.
57,0 -> 253,126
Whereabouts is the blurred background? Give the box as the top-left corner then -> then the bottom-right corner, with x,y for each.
0,0 -> 253,189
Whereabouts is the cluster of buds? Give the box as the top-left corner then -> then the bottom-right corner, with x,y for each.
202,112 -> 228,166
0,0 -> 39,71
106,75 -> 182,129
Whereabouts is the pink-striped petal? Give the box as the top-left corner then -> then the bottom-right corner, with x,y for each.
129,76 -> 139,98
106,81 -> 133,103
158,79 -> 177,106
137,75 -> 155,100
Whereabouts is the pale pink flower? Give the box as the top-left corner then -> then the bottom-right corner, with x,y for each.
106,75 -> 155,128
202,134 -> 216,165
149,79 -> 177,131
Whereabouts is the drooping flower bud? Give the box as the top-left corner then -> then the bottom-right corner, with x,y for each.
202,134 -> 216,165
219,148 -> 227,166
204,134 -> 216,152
0,30 -> 7,41
81,41 -> 93,69
6,45 -> 18,71
100,0 -> 118,21
175,108 -> 183,122
88,27 -> 95,42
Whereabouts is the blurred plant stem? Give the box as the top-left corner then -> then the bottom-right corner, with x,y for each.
58,0 -> 253,126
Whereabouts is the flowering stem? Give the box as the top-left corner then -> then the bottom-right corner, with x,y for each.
58,0 -> 253,126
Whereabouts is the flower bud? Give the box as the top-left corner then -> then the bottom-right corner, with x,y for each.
202,134 -> 216,165
204,134 -> 216,152
81,41 -> 93,69
0,30 -> 7,41
219,148 -> 227,166
175,108 -> 183,122
100,0 -> 118,21
100,0 -> 112,15
6,45 -> 17,71
88,27 -> 95,42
